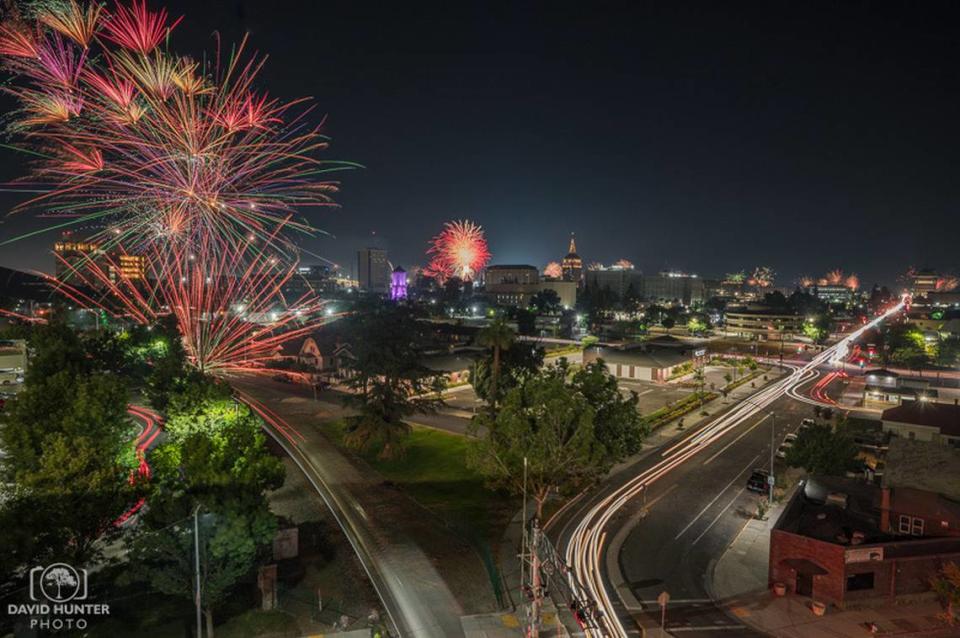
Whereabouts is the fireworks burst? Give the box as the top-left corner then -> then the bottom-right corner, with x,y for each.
0,1 -> 355,264
424,220 -> 491,282
798,275 -> 815,288
937,276 -> 959,292
613,258 -> 634,270
748,266 -> 774,288
0,1 -> 353,375
543,261 -> 562,279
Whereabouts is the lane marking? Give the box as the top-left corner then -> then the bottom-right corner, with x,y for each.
669,626 -> 746,632
702,414 -> 772,466
674,455 -> 760,541
692,487 -> 747,546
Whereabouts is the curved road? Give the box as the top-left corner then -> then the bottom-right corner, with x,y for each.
234,385 -> 466,638
555,303 -> 905,637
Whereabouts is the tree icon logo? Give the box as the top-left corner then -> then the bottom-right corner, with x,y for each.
29,563 -> 88,603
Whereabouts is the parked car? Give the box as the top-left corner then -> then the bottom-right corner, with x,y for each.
800,418 -> 815,428
747,469 -> 770,493
783,433 -> 798,445
776,442 -> 794,459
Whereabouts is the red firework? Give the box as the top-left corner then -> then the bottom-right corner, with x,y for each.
543,261 -> 562,279
0,1 -> 351,374
424,220 -> 491,282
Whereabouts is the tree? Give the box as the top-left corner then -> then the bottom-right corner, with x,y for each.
128,401 -> 284,637
567,360 -> 646,461
932,562 -> 960,624
341,304 -> 445,458
470,341 -> 543,407
468,370 -> 604,518
687,316 -> 708,335
785,424 -> 859,476
936,336 -> 960,368
661,316 -> 675,334
530,289 -> 562,315
475,317 -> 516,409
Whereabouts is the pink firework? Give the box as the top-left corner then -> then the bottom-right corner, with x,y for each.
936,276 -> 959,292
845,274 -> 860,290
543,261 -> 562,279
424,220 -> 491,282
613,258 -> 634,270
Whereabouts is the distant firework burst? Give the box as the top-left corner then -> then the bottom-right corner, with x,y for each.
748,266 -> 774,288
424,220 -> 491,282
613,258 -> 634,270
543,261 -> 562,279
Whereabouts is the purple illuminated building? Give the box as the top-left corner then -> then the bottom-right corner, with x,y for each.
390,265 -> 407,300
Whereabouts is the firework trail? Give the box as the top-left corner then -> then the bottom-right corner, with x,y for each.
424,220 -> 491,283
0,0 -> 354,373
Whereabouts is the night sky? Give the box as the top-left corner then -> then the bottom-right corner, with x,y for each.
2,0 -> 960,288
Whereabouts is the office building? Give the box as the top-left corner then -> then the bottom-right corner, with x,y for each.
357,247 -> 390,293
585,266 -> 643,300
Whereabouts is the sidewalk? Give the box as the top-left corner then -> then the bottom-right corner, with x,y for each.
710,495 -> 954,637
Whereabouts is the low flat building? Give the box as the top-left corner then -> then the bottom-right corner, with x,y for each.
769,476 -> 960,608
881,402 -> 960,446
583,339 -> 705,382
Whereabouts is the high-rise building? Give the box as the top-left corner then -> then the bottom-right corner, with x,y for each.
585,265 -> 643,300
357,248 -> 390,293
642,271 -> 705,306
561,234 -> 582,285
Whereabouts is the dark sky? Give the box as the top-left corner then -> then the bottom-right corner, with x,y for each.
2,0 -> 960,288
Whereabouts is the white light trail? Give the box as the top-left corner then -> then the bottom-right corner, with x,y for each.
562,302 -> 904,637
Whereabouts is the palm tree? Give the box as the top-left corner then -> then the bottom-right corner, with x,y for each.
476,317 -> 515,409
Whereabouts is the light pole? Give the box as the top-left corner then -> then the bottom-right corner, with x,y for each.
768,411 -> 776,504
194,505 -> 202,638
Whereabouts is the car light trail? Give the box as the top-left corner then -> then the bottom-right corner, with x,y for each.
562,302 -> 904,637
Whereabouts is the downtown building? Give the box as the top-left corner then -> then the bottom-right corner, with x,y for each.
357,247 -> 390,294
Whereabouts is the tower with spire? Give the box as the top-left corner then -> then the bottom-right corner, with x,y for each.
561,233 -> 582,285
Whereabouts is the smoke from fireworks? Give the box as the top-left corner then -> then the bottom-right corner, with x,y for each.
424,220 -> 491,282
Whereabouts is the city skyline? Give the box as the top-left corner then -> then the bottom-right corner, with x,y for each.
1,1 -> 959,286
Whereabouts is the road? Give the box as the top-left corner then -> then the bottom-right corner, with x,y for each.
231,378 -> 467,638
554,302 -> 905,637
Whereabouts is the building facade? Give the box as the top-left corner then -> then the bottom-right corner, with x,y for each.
724,305 -> 803,339
357,247 -> 390,293
561,234 -> 582,285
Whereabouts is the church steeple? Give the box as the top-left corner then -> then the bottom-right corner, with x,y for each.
568,233 -> 577,256
562,232 -> 582,285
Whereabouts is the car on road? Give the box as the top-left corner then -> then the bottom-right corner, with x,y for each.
747,469 -> 770,493
776,442 -> 794,459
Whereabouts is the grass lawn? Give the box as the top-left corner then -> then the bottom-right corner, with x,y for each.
320,419 -> 516,544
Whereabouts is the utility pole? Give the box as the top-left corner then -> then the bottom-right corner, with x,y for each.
194,505 -> 202,638
769,412 -> 776,504
520,457 -> 527,611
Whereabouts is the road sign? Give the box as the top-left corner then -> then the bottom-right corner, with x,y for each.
767,474 -> 776,486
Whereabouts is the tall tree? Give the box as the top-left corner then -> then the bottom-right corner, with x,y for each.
128,401 -> 284,637
468,371 -> 603,518
470,341 -> 544,406
567,360 -> 646,461
341,304 -> 445,457
475,317 -> 516,409
785,423 -> 859,476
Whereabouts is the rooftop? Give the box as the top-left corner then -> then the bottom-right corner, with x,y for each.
592,345 -> 693,369
882,402 -> 960,436
775,476 -> 888,546
884,438 -> 960,500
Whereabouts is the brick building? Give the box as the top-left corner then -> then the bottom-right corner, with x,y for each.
769,476 -> 960,608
